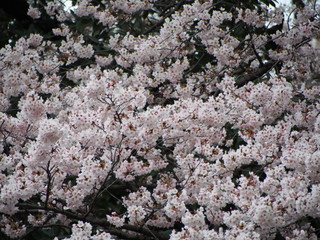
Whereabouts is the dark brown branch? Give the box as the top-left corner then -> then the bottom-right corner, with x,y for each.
143,0 -> 188,35
17,203 -> 168,240
183,53 -> 205,77
42,161 -> 55,210
19,223 -> 71,240
235,60 -> 277,88
251,43 -> 264,67
292,0 -> 305,8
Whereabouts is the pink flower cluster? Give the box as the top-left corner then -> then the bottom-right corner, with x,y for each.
0,0 -> 320,239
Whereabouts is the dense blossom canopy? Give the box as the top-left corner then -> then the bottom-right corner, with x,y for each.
0,0 -> 320,239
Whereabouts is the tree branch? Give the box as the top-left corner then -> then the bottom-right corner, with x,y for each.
17,203 -> 168,240
143,0 -> 188,35
235,60 -> 277,87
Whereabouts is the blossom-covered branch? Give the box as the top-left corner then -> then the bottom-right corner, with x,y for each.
0,0 -> 319,239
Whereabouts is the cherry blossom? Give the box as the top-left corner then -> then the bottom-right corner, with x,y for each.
0,0 -> 320,239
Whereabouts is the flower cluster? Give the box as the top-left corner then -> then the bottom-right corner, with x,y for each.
0,0 -> 320,239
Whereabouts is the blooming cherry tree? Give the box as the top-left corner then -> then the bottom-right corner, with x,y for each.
0,0 -> 320,239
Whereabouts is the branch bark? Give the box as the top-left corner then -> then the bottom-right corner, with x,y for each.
143,0 -> 188,35
235,60 -> 277,87
17,203 -> 169,240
